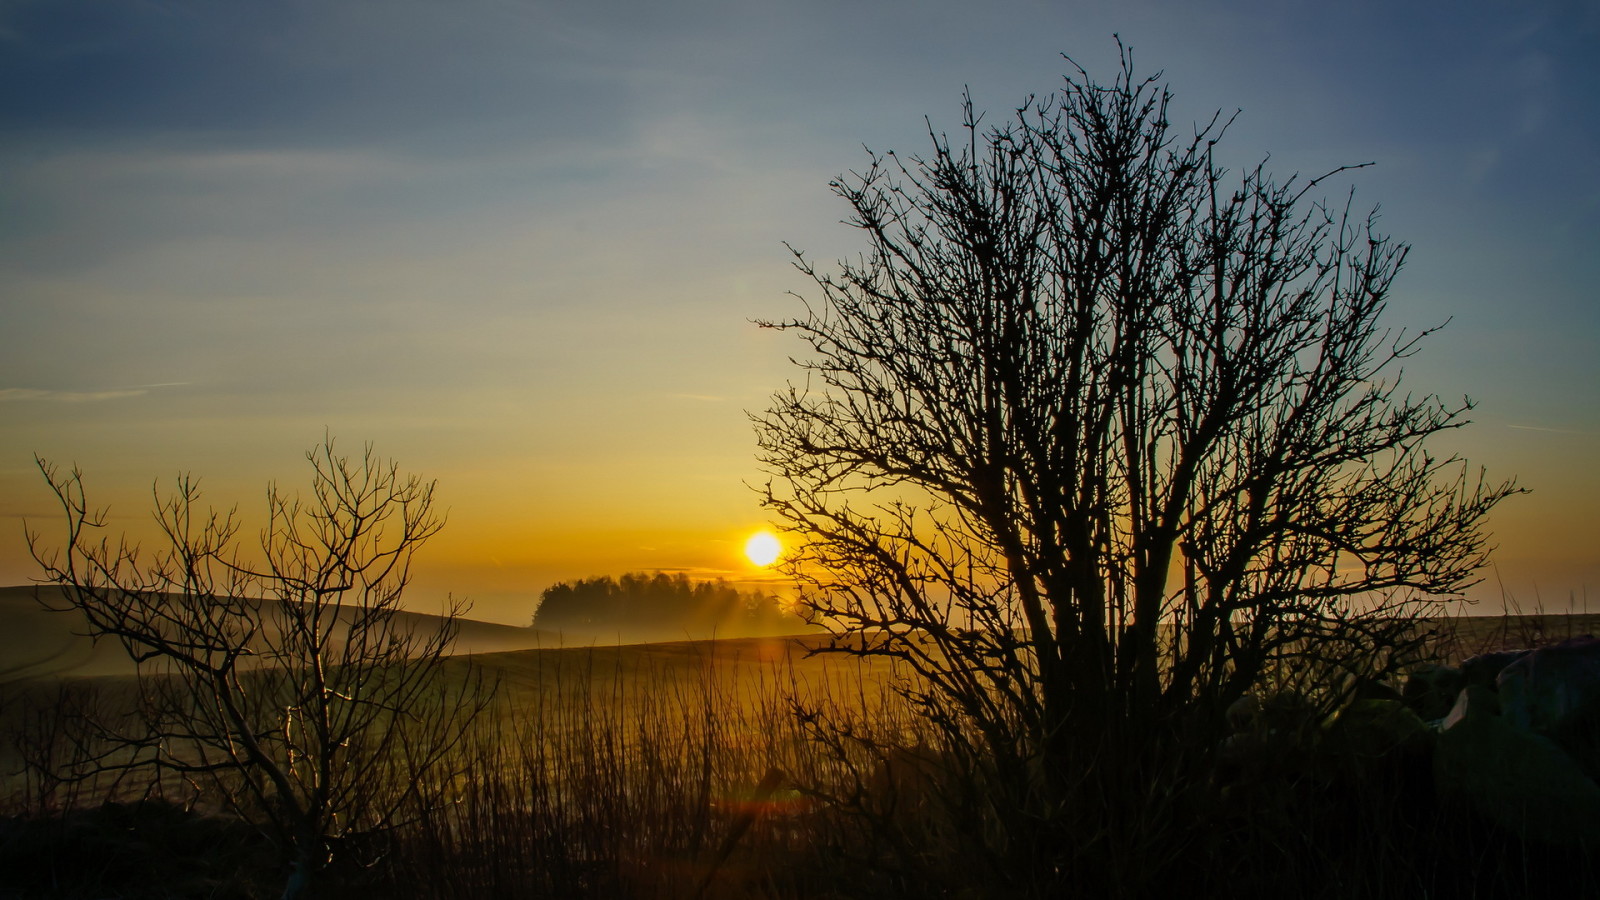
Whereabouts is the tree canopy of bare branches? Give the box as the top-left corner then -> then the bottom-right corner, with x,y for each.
755,47 -> 1519,876
28,437 -> 491,899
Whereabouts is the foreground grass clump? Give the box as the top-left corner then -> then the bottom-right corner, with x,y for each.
0,800 -> 274,900
6,617 -> 1600,899
377,641 -> 871,898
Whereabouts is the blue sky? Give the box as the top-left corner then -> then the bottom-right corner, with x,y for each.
2,0 -> 1596,622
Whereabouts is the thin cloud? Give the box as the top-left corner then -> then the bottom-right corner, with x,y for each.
666,393 -> 725,402
0,388 -> 147,403
0,382 -> 188,403
1506,423 -> 1597,437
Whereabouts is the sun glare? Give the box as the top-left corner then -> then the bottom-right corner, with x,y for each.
744,531 -> 782,567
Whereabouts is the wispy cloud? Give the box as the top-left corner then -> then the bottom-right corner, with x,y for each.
0,388 -> 145,403
0,382 -> 188,403
1506,423 -> 1597,437
666,393 -> 725,402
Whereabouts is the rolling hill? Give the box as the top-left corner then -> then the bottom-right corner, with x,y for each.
0,585 -> 563,682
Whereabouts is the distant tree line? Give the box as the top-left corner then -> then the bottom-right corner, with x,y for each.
533,572 -> 804,637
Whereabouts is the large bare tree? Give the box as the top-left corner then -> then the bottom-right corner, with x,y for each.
755,47 -> 1518,878
29,438 -> 491,899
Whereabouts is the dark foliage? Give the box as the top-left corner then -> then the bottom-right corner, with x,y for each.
534,572 -> 804,638
0,801 -> 274,900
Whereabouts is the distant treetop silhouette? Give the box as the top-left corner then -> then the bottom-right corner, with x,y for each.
534,571 -> 802,638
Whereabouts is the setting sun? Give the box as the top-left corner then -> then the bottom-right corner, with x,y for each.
744,531 -> 782,567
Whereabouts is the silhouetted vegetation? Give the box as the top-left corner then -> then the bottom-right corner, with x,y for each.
754,43 -> 1520,892
24,438 -> 492,899
534,572 -> 804,639
9,619 -> 1600,899
7,46 -> 1562,900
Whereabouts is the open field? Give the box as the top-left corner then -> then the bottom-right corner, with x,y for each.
0,622 -> 910,899
11,578 -> 1595,682
0,585 -> 566,681
0,585 -> 830,683
1426,609 -> 1600,659
6,601 -> 1600,898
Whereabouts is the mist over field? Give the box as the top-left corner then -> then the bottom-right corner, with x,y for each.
0,581 -> 823,683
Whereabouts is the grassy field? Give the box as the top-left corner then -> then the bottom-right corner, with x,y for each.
0,586 -> 568,681
4,602 -> 1600,898
0,628 -> 912,899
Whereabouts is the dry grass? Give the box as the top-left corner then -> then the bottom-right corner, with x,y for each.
5,613 -> 1600,899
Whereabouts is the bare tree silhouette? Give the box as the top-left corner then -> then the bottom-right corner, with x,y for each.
755,45 -> 1520,888
28,437 -> 492,899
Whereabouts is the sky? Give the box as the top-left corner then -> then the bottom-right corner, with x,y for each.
2,0 -> 1596,625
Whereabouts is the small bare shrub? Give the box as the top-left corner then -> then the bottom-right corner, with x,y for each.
26,437 -> 493,898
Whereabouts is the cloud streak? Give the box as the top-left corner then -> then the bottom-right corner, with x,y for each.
0,388 -> 145,403
1507,423 -> 1598,437
0,382 -> 188,403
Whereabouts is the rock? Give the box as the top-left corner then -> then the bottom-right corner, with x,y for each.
1495,635 -> 1600,780
1435,683 -> 1600,844
1225,693 -> 1261,733
1353,677 -> 1405,704
1496,635 -> 1600,735
1223,690 -> 1318,740
1403,663 -> 1465,722
1441,682 -> 1498,731
1460,649 -> 1530,689
1326,698 -> 1432,759
1218,691 -> 1318,775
